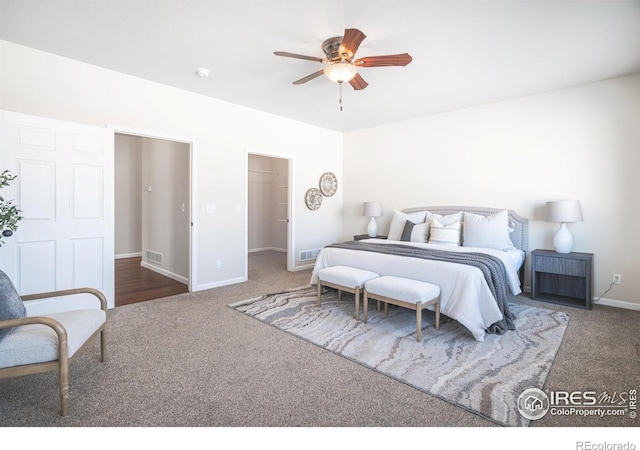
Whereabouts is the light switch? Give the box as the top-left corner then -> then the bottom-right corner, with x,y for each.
207,204 -> 215,214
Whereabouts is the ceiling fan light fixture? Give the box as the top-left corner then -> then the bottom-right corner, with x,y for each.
323,62 -> 358,83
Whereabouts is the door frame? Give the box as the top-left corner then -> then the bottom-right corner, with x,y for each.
108,124 -> 197,291
245,150 -> 294,272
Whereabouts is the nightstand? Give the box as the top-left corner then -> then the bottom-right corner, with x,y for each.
531,249 -> 594,309
354,234 -> 387,241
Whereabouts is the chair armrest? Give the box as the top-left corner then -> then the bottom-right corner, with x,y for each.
21,288 -> 107,312
0,315 -> 70,364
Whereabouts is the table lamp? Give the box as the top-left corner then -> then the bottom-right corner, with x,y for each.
545,200 -> 583,253
363,202 -> 383,237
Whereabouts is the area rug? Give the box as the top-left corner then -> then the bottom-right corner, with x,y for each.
229,285 -> 570,427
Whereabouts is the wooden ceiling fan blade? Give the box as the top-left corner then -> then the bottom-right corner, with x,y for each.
292,70 -> 325,85
274,51 -> 326,63
348,73 -> 369,90
338,28 -> 366,61
354,53 -> 413,67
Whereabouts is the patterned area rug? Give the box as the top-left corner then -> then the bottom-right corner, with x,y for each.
230,285 -> 570,427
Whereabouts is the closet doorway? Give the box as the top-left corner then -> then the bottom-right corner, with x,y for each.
247,153 -> 293,274
114,129 -> 194,306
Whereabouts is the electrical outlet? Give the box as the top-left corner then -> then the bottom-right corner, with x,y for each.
216,259 -> 222,269
612,273 -> 622,285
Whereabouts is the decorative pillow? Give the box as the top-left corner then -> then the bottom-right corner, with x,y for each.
428,219 -> 461,246
387,210 -> 428,241
0,270 -> 27,343
409,222 -> 429,243
462,210 -> 516,250
400,220 -> 415,241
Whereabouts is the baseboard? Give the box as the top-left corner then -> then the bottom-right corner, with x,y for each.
194,276 -> 247,291
594,297 -> 640,311
140,260 -> 188,285
115,252 -> 142,259
292,263 -> 315,271
249,247 -> 286,253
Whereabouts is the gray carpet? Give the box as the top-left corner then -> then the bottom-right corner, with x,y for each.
1,250 -> 639,428
230,285 -> 570,427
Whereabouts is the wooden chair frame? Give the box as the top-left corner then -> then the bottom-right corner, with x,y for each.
0,288 -> 107,416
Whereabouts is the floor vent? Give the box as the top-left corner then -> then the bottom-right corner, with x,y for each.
300,248 -> 321,261
146,249 -> 163,264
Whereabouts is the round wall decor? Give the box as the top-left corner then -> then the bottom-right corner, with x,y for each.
319,172 -> 338,197
305,188 -> 323,210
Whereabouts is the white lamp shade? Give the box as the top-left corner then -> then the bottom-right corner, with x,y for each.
323,63 -> 358,83
545,200 -> 583,223
363,202 -> 382,217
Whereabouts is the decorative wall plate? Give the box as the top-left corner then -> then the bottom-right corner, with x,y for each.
319,172 -> 337,197
305,188 -> 323,210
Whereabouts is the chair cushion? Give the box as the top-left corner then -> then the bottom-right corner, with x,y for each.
0,270 -> 27,343
318,265 -> 379,289
0,309 -> 106,368
365,276 -> 440,304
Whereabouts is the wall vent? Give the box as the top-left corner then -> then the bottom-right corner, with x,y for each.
146,249 -> 163,264
300,248 -> 321,261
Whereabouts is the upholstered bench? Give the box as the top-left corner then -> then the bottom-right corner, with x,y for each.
317,265 -> 379,319
363,276 -> 441,342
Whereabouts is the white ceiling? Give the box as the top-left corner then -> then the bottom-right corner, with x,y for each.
1,1 -> 639,132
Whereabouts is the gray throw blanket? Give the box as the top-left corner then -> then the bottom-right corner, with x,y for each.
328,241 -> 517,335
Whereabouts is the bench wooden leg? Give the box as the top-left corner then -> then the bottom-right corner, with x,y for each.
363,289 -> 368,323
435,298 -> 440,330
317,282 -> 322,306
354,287 -> 360,320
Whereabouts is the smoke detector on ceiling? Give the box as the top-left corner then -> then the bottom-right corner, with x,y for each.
196,68 -> 210,77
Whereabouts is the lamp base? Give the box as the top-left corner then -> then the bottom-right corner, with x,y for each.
553,223 -> 574,253
367,217 -> 378,238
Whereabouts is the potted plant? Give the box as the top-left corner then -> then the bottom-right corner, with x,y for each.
0,170 -> 22,246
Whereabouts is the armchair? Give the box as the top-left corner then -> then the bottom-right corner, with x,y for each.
0,269 -> 107,416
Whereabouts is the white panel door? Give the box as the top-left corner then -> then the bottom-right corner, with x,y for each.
0,110 -> 115,312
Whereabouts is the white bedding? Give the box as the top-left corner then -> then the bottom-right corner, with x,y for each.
310,239 -> 525,342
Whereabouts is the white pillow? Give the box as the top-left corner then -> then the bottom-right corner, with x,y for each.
387,210 -> 428,240
428,219 -> 461,246
462,210 -> 515,250
427,211 -> 463,226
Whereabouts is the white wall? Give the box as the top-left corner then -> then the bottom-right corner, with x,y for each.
0,40 -> 343,291
343,74 -> 640,308
141,137 -> 190,281
114,134 -> 142,257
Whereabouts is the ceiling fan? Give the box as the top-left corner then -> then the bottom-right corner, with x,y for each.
274,28 -> 412,91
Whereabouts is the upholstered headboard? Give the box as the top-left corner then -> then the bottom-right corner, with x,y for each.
402,206 -> 529,252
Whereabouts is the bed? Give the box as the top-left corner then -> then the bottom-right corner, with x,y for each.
310,206 -> 528,342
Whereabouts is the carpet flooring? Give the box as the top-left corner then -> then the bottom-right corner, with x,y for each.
230,285 -> 570,427
1,250 -> 639,429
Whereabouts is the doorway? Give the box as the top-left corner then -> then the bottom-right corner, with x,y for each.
247,153 -> 292,275
113,129 -> 194,306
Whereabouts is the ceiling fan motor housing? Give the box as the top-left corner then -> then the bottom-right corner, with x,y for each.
322,36 -> 345,61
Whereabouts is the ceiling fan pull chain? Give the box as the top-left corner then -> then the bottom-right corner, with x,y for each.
339,81 -> 343,111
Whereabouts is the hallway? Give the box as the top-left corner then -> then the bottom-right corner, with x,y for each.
115,257 -> 188,306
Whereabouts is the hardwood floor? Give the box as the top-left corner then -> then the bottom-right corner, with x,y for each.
115,257 -> 189,307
